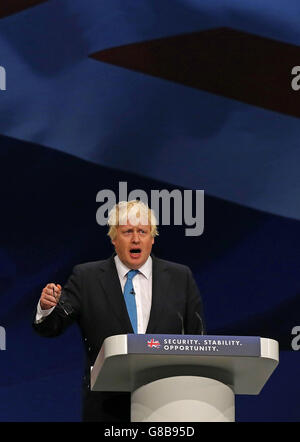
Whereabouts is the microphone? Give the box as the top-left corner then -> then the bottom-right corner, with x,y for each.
130,289 -> 135,295
195,311 -> 205,335
177,312 -> 185,335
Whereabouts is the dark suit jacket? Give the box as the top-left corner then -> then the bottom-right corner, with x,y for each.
33,254 -> 205,421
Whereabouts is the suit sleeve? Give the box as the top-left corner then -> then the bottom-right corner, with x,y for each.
32,265 -> 82,337
184,267 -> 206,335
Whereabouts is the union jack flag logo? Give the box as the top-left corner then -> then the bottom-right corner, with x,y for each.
147,338 -> 161,348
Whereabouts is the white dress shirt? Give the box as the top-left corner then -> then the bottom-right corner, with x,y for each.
114,255 -> 152,334
36,255 -> 153,333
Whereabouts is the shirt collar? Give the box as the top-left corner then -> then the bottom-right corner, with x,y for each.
114,255 -> 152,280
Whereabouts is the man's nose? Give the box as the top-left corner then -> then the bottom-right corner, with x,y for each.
132,231 -> 140,243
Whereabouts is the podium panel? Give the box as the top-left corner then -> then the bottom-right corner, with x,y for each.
91,334 -> 279,422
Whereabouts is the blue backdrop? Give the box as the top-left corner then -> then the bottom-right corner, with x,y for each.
0,0 -> 300,421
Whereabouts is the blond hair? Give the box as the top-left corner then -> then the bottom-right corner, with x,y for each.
107,200 -> 158,240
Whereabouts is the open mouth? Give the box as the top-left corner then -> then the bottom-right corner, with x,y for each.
129,248 -> 142,258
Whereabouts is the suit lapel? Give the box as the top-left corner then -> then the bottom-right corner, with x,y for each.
146,256 -> 170,333
97,256 -> 133,332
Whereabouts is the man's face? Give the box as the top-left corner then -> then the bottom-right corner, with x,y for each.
112,222 -> 154,269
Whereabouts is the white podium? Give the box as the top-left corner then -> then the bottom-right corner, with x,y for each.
90,334 -> 279,422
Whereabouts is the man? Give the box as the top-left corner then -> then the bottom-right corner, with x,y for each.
33,200 -> 205,421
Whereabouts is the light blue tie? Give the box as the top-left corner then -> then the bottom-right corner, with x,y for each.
124,269 -> 139,333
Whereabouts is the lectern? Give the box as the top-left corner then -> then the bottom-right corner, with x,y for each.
90,334 -> 279,422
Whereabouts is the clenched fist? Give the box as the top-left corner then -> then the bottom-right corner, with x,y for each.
40,283 -> 62,310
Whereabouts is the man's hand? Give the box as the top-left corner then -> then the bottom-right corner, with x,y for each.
40,283 -> 62,310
